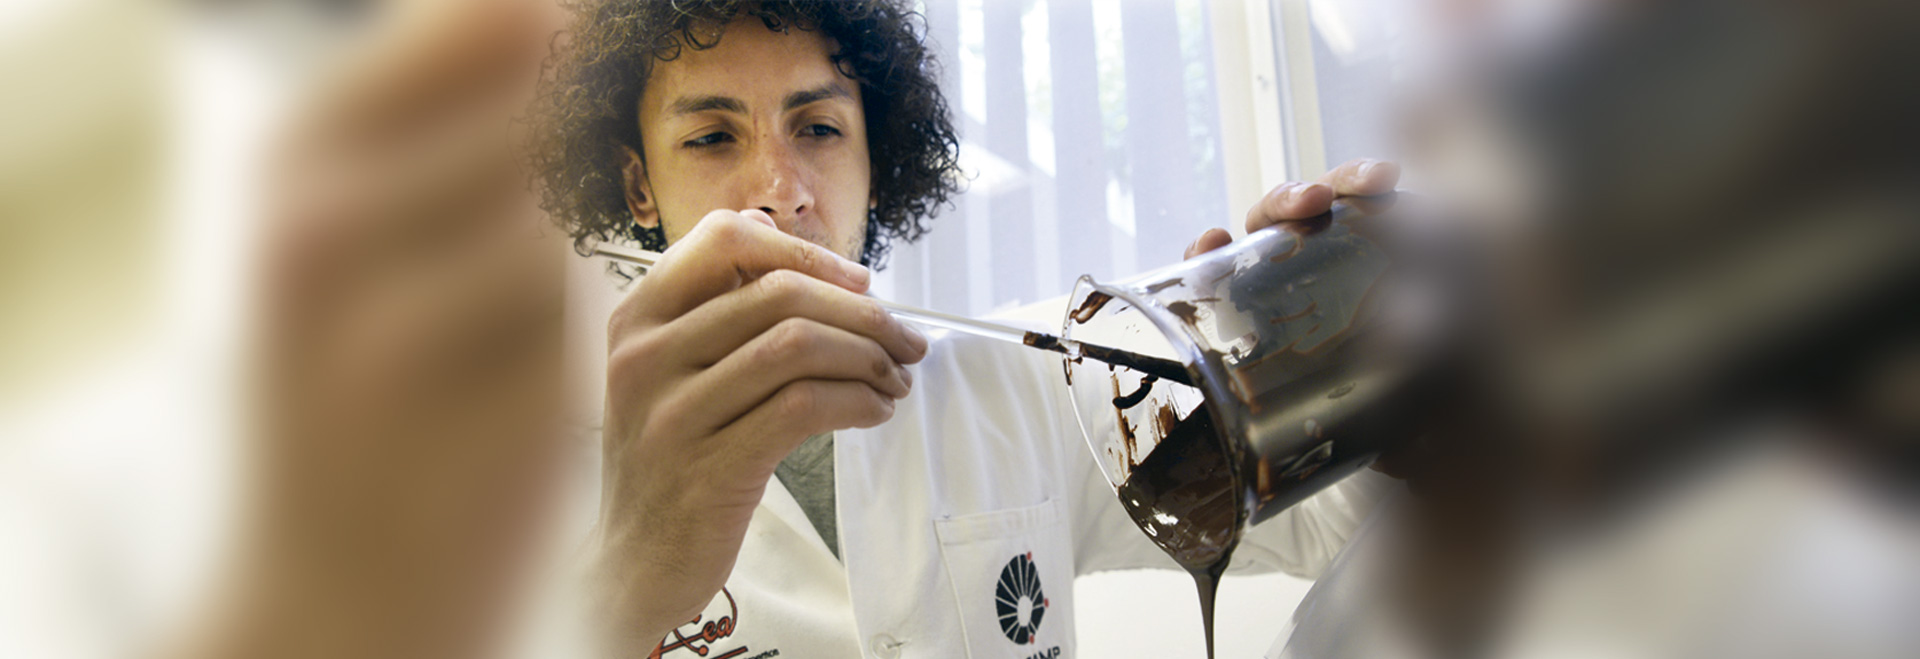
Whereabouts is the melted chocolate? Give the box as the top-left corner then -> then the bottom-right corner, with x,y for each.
1021,331 -> 1067,353
1076,342 -> 1194,387
1022,331 -> 1195,387
1115,405 -> 1240,658
1112,375 -> 1160,409
1144,278 -> 1184,294
1069,291 -> 1113,324
1165,300 -> 1202,324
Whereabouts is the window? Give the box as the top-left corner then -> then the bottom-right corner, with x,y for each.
876,0 -> 1405,319
874,0 -> 1233,317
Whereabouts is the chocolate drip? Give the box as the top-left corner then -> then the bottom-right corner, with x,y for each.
1112,375 -> 1160,409
1115,405 -> 1240,659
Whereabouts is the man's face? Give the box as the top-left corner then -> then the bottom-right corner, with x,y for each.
627,17 -> 873,261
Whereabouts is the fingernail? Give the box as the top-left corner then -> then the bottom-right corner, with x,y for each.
898,363 -> 915,390
842,259 -> 871,284
905,324 -> 929,354
1358,160 -> 1379,179
1282,181 -> 1308,200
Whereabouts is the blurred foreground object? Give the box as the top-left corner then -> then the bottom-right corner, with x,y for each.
1276,0 -> 1919,657
1,2 -> 169,658
0,0 -> 164,398
178,1 -> 571,658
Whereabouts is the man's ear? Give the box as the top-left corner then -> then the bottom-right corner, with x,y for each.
621,146 -> 661,230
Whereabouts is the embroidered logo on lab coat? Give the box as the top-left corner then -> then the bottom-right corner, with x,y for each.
649,588 -> 779,659
995,553 -> 1049,644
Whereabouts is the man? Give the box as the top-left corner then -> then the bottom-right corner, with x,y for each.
529,2 -> 1401,656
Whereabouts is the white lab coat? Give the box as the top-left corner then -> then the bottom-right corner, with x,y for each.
633,328 -> 1394,659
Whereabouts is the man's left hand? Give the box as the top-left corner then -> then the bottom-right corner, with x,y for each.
1184,157 -> 1401,259
1183,157 -> 1408,478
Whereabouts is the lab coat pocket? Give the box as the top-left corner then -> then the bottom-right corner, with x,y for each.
934,498 -> 1074,659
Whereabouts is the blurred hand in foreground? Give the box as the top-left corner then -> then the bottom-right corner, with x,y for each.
184,1 -> 569,658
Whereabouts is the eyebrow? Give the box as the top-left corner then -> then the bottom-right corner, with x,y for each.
668,94 -> 748,117
783,83 -> 853,111
666,83 -> 853,119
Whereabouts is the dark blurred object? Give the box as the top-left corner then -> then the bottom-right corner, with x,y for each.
1287,0 -> 1920,657
1475,0 -> 1920,502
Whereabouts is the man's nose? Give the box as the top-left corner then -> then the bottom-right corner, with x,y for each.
743,141 -> 813,229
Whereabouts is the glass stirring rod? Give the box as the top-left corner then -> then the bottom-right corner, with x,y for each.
588,243 -> 1194,386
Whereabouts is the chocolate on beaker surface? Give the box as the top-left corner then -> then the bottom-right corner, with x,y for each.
1063,196 -> 1444,657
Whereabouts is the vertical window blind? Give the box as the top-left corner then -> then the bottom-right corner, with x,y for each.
873,0 -> 1233,317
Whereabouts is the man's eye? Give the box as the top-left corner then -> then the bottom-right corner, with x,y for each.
684,132 -> 732,148
802,124 -> 842,138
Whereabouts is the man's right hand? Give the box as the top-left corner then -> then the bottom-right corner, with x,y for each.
594,209 -> 928,645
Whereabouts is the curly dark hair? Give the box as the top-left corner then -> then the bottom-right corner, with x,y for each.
529,0 -> 961,269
